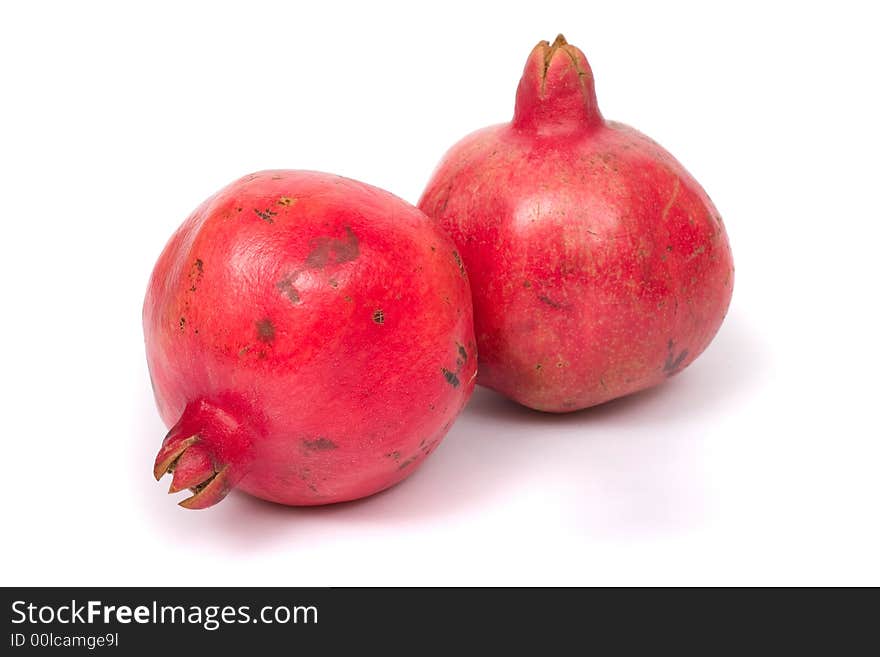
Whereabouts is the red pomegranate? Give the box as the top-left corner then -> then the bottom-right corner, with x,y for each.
145,171 -> 476,508
419,35 -> 734,412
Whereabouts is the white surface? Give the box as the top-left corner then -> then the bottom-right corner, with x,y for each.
1,1 -> 878,586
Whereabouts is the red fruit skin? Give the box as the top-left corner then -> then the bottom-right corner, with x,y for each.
145,170 -> 476,508
418,36 -> 734,412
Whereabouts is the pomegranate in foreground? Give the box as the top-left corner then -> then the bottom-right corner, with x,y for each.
419,35 -> 734,412
145,171 -> 476,508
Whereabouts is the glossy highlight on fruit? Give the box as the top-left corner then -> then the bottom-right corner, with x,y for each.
419,35 -> 734,412
145,171 -> 476,508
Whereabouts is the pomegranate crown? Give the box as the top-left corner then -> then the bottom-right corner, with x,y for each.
153,399 -> 253,509
512,34 -> 603,134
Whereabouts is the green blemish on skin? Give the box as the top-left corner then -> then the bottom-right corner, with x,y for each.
306,226 -> 359,268
538,294 -> 564,309
303,437 -> 338,451
276,279 -> 301,304
441,368 -> 460,388
663,343 -> 689,376
255,318 -> 275,342
254,208 -> 277,223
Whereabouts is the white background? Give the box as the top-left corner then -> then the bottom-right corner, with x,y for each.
2,1 -> 878,586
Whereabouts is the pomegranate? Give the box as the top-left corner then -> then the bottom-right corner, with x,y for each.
145,170 -> 476,508
419,35 -> 734,412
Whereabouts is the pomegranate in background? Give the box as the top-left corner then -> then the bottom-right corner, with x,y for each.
419,35 -> 733,412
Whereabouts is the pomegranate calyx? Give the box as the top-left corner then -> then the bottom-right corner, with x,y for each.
152,398 -> 255,510
178,464 -> 232,509
153,433 -> 199,481
513,34 -> 603,135
540,34 -> 570,92
167,442 -> 216,493
153,435 -> 235,509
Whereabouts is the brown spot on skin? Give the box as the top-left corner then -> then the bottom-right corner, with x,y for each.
397,456 -> 417,471
306,226 -> 359,268
452,250 -> 466,276
386,450 -> 401,461
688,245 -> 706,261
372,309 -> 385,325
457,343 -> 468,361
278,196 -> 296,206
441,368 -> 460,387
189,258 -> 204,290
303,437 -> 338,451
419,439 -> 438,455
179,317 -> 186,331
523,280 -> 532,288
255,319 -> 275,342
189,258 -> 205,292
254,208 -> 277,223
343,295 -> 353,303
277,279 -> 301,304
